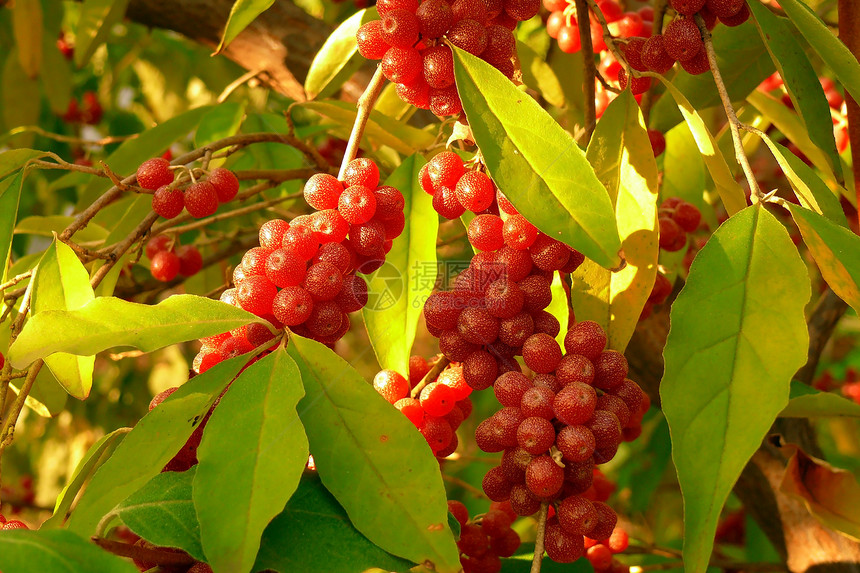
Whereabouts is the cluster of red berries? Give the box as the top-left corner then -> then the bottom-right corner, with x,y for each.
355,0 -> 539,116
61,91 -> 103,125
191,158 -> 406,372
449,500 -> 521,573
419,151 -> 501,218
139,158 -> 240,220
57,32 -> 74,60
145,236 -> 203,282
475,320 -> 648,564
639,273 -> 672,321
0,514 -> 29,531
658,197 -> 701,252
373,358 -> 474,457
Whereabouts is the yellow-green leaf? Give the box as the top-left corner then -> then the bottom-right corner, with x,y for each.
216,0 -> 275,54
12,0 -> 43,78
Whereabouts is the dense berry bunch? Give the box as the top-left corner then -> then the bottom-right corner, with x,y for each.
474,320 -> 648,564
372,359 -> 474,457
449,500 -> 522,573
546,0 -> 652,57
420,151 -> 501,218
61,91 -> 103,125
141,159 -> 241,220
355,0 -> 539,116
145,236 -> 203,282
658,197 -> 702,252
191,159 -> 407,372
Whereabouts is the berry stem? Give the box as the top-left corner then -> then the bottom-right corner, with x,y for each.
576,0 -> 597,146
530,502 -> 549,573
409,355 -> 450,399
838,0 -> 860,227
0,271 -> 33,295
338,65 -> 387,181
92,537 -> 196,567
693,14 -> 763,203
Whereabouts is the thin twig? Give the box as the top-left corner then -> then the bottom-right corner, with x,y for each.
577,0 -> 597,145
0,271 -> 32,294
530,503 -> 549,573
410,356 -> 451,398
338,66 -> 387,180
154,192 -> 303,237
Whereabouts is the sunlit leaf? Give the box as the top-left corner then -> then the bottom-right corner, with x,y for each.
75,0 -> 131,68
217,0 -> 275,53
305,9 -> 377,100
780,381 -> 860,418
0,530 -> 136,573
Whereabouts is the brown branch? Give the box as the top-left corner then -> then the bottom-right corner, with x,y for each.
530,503 -> 549,573
338,65 -> 386,179
576,0 -> 597,145
92,538 -> 196,566
410,356 -> 450,398
839,0 -> 860,228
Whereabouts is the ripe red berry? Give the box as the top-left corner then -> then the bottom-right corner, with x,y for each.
642,35 -> 675,73
422,45 -> 455,89
357,21 -> 390,60
670,0 -> 707,15
420,416 -> 454,453
526,455 -> 564,498
719,3 -> 749,26
705,0 -> 745,18
659,216 -> 687,251
482,465 -> 514,501
530,234 -> 570,271
305,300 -> 345,338
208,168 -> 240,203
343,157 -> 380,189
555,354 -> 596,386
420,382 -> 457,416
184,181 -> 219,218
381,9 -> 420,48
272,286 -> 314,326
564,321 -> 607,361
310,209 -> 350,244
589,501 -> 618,541
448,500 -> 469,527
303,261 -> 344,302
395,397 -> 424,426
663,17 -> 702,62
648,129 -> 667,157
521,386 -> 556,419
237,275 -> 278,316
509,484 -> 542,516
334,274 -> 368,313
151,185 -> 184,218
680,48 -> 711,74
544,517 -> 586,563
258,219 -> 290,250
673,201 -> 702,232
618,67 -> 652,95
3,520 -> 29,530
468,214 -> 505,252
448,19 -> 489,56
457,307 -> 500,345
432,185 -> 466,219
586,544 -> 613,570
517,417 -> 556,454
427,151 -> 465,188
373,370 -> 410,403
593,350 -> 629,390
455,171 -> 495,212
557,25 -> 582,54
558,495 -> 599,536
519,275 -> 552,312
484,24 -> 516,64
376,0 -> 419,16
137,158 -> 174,190
429,86 -> 463,117
416,0 -> 455,39
282,225 -> 320,260
554,382 -> 598,425
502,215 -> 538,250
522,333 -> 563,374
176,245 -> 203,277
505,0 -> 541,21
339,185 -> 378,224
395,78 -> 431,109
145,234 -> 173,259
265,248 -> 307,288
304,173 -> 343,210
556,425 -> 596,463
150,250 -> 180,282
373,186 -> 405,220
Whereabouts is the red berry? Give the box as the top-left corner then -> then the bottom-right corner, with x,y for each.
448,500 -> 469,527
432,185 -> 466,219
564,321 -> 608,361
137,158 -> 174,190
266,248 -> 307,288
593,350 -> 628,391
447,19 -> 489,56
3,520 -> 29,530
438,365 -> 472,400
342,158 -> 380,189
648,129 -> 666,157
357,21 -> 390,60
420,382 -> 457,416
373,370 -> 410,403
658,216 -> 687,251
680,48 -> 710,74
429,86 -> 463,117
618,67 -> 652,95
663,17 -> 702,62
468,214 -> 505,251
304,261 -> 344,302
517,417 -> 556,454
176,245 -> 202,277
339,185 -> 378,224
422,45 -> 455,89
381,9 -> 420,48
428,151 -> 465,188
642,35 -> 675,73
145,235 -> 173,259
554,383 -> 598,425
396,78 -> 431,109
259,219 -> 291,250
273,286 -> 314,326
705,0 -> 745,18
624,37 -> 649,72
522,333 -> 563,374
416,0 -> 455,39
334,274 -> 368,313
376,0 -> 418,16
558,495 -> 599,536
670,0 -> 706,15
305,300 -> 345,338
719,3 -> 749,26
526,455 -> 564,498
282,225 -> 320,260
556,425 -> 596,463
184,181 -> 219,218
395,397 -> 425,426
151,250 -> 180,282
304,173 -> 343,210
208,168 -> 240,203
520,386 -> 556,419
672,201 -> 702,232
152,185 -> 184,218
310,209 -> 350,244
373,186 -> 405,220
545,517 -> 585,563
455,171 -> 495,212
420,416 -> 454,453
555,354 -> 596,386
505,0 -> 540,21
502,215 -> 538,250
237,275 -> 278,316
558,25 -> 582,53
586,544 -> 614,571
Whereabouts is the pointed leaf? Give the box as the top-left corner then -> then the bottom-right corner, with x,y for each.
8,295 -> 261,369
0,171 -> 24,283
217,0 -> 275,53
517,40 -> 565,109
0,530 -> 136,573
31,239 -> 96,399
660,205 -> 810,573
66,352 -> 253,535
194,348 -> 308,573
305,9 -> 377,100
654,76 -> 747,216
12,0 -> 43,78
254,476 -> 413,573
363,154 -> 436,375
114,469 -> 204,560
74,0 -> 131,68
572,91 -> 658,351
788,204 -> 860,316
288,336 -> 460,572
748,1 -> 841,178
452,45 -> 621,269
780,381 -> 860,418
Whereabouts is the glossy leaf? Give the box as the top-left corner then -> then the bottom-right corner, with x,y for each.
573,91 -> 659,351
75,0 -> 131,68
42,428 -> 130,529
517,40 -> 565,109
0,530 -> 136,573
776,0 -> 860,104
780,443 -> 860,541
452,46 -> 621,269
114,469 -> 204,560
217,0 -> 275,53
780,381 -> 860,418
654,76 -> 747,216
255,476 -> 413,573
789,204 -> 860,315
31,239 -> 96,399
66,352 -> 253,535
15,215 -> 109,243
305,9 -> 377,100
195,102 -> 247,149
288,336 -> 460,572
9,295 -> 261,369
661,205 -> 810,573
195,348 -> 308,573
748,1 -> 841,177
12,0 -> 42,78
0,171 -> 24,283
363,154 -> 435,376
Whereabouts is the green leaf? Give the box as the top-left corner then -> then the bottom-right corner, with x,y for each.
66,352 -> 253,535
9,366 -> 69,417
114,469 -> 204,560
748,2 -> 841,178
780,381 -> 860,418
217,0 -> 275,53
9,295 -> 261,369
15,215 -> 109,244
788,204 -> 860,316
194,348 -> 308,573
363,154 -> 436,376
31,239 -> 96,399
305,9 -> 377,100
573,91 -> 659,351
547,272 -> 570,348
0,171 -> 24,283
0,149 -> 47,180
41,32 -> 73,115
255,475 -> 413,573
776,0 -> 860,104
42,428 -> 130,529
74,0 -> 131,68
195,102 -> 247,149
451,45 -> 621,269
287,336 -> 461,572
300,101 -> 435,155
654,76 -> 747,216
2,51 -> 41,140
660,205 -> 810,573
662,122 -> 718,232
517,40 -> 565,109
12,0 -> 42,78
0,529 -> 137,573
